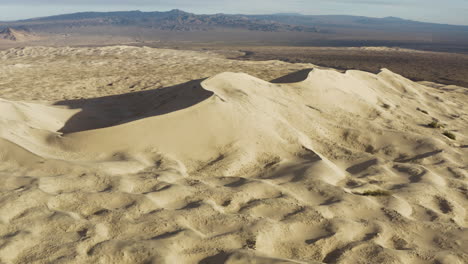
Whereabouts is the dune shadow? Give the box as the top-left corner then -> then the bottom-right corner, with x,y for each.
199,252 -> 231,264
306,233 -> 334,245
346,159 -> 379,175
270,68 -> 313,83
395,150 -> 443,163
150,230 -> 183,240
261,163 -> 311,182
54,78 -> 213,133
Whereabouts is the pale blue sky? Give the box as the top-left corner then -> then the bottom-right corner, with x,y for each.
0,0 -> 467,25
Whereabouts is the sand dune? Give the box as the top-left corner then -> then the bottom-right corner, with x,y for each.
0,47 -> 467,263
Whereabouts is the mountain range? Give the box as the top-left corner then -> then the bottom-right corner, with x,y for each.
1,9 -> 468,52
8,9 -> 318,32
4,9 -> 468,34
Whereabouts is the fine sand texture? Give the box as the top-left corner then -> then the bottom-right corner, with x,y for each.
0,46 -> 467,264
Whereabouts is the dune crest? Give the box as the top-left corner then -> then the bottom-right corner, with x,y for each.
0,47 -> 467,263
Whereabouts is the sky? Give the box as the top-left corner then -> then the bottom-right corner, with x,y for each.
0,0 -> 467,26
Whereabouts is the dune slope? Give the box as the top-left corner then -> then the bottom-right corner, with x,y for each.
0,48 -> 467,264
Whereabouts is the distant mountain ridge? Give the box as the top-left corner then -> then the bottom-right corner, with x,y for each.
2,9 -> 466,34
248,14 -> 468,31
2,9 -> 468,52
10,9 -> 318,32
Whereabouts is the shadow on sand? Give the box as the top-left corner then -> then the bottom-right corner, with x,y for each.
270,68 -> 313,83
54,69 -> 315,134
54,78 -> 212,133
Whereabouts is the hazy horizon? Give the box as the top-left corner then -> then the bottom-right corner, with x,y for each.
0,0 -> 467,26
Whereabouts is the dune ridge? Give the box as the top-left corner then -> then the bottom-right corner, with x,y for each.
0,47 -> 467,263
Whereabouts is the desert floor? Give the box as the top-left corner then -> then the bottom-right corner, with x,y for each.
0,46 -> 467,263
152,45 -> 468,88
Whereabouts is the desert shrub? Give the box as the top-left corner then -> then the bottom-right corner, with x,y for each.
417,107 -> 429,114
443,131 -> 456,140
354,190 -> 390,196
354,190 -> 391,196
428,121 -> 444,129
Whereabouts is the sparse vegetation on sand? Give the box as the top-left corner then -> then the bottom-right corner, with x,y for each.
426,121 -> 456,140
354,190 -> 391,196
427,121 -> 444,129
443,131 -> 456,140
417,107 -> 429,114
0,46 -> 467,264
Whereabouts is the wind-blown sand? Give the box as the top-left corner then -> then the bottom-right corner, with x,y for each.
0,46 -> 467,264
